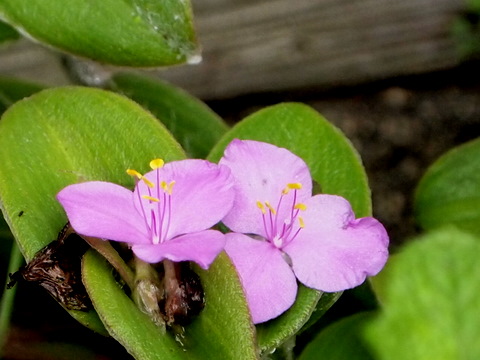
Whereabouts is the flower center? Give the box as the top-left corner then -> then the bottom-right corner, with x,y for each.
256,183 -> 306,249
127,159 -> 175,245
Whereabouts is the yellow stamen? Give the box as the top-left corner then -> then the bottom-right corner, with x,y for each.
142,195 -> 160,202
257,201 -> 266,214
294,203 -> 307,211
149,159 -> 164,170
282,183 -> 303,195
265,201 -> 276,215
160,181 -> 168,191
160,180 -> 175,194
167,181 -> 175,195
126,169 -> 143,179
298,217 -> 305,228
142,177 -> 155,188
288,183 -> 302,190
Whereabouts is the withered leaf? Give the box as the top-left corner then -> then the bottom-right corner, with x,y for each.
8,223 -> 92,311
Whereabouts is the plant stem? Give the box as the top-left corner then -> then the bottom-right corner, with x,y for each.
0,242 -> 24,356
81,235 -> 135,290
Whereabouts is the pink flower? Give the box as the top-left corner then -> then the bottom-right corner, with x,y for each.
219,140 -> 389,323
57,159 -> 234,269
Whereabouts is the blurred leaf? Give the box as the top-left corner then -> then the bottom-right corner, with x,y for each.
365,227 -> 480,360
0,0 -> 198,66
0,20 -> 19,45
109,73 -> 228,158
207,103 -> 372,353
414,138 -> 480,236
0,87 -> 256,357
298,312 -> 375,360
0,77 -> 45,114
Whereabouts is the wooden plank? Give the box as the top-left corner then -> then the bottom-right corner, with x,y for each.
0,0 -> 466,98
0,39 -> 70,86
156,0 -> 465,98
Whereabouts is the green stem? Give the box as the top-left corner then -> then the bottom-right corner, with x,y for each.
0,242 -> 24,356
132,256 -> 165,331
81,236 -> 135,290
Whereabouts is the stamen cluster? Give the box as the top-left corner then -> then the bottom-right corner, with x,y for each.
127,159 -> 175,245
256,183 -> 306,249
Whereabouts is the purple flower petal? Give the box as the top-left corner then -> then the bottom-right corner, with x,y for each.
283,195 -> 389,292
220,139 -> 312,237
135,159 -> 234,240
224,232 -> 298,324
57,181 -> 148,244
132,230 -> 226,269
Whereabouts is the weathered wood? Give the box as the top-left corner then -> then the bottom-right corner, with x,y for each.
0,39 -> 70,86
156,0 -> 465,98
0,0 -> 466,98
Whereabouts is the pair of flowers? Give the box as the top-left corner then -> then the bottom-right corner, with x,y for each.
57,139 -> 389,324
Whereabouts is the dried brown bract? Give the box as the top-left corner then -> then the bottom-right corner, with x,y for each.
7,223 -> 92,311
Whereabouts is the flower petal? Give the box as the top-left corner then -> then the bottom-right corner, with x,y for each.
132,229 -> 226,269
135,159 -> 234,239
224,232 -> 298,324
283,195 -> 389,292
220,139 -> 312,236
57,181 -> 149,244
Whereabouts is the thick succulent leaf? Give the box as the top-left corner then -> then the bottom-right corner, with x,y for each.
0,87 -> 185,261
0,20 -> 19,45
365,227 -> 480,359
0,86 -> 184,334
108,73 -> 229,158
298,312 -> 375,360
414,138 -> 480,236
83,251 -> 257,360
207,103 -> 372,353
0,0 -> 198,66
0,87 -> 256,358
0,77 -> 45,114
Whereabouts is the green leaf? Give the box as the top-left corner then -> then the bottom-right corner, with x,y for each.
0,87 -> 185,261
0,0 -> 198,66
0,20 -> 19,45
0,86 -> 184,334
108,73 -> 229,158
0,87 -> 256,357
414,138 -> 480,236
298,312 -> 375,360
0,77 -> 45,114
83,250 -> 257,359
207,103 -> 372,353
82,250 -> 183,360
364,227 -> 480,360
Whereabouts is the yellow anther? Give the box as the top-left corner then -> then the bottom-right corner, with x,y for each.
265,201 -> 277,215
288,183 -> 302,190
298,217 -> 305,228
149,159 -> 164,170
160,181 -> 168,191
256,201 -> 266,214
126,169 -> 143,179
294,203 -> 307,211
160,180 -> 175,194
282,183 -> 302,195
167,181 -> 175,195
141,177 -> 155,188
142,195 -> 160,202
